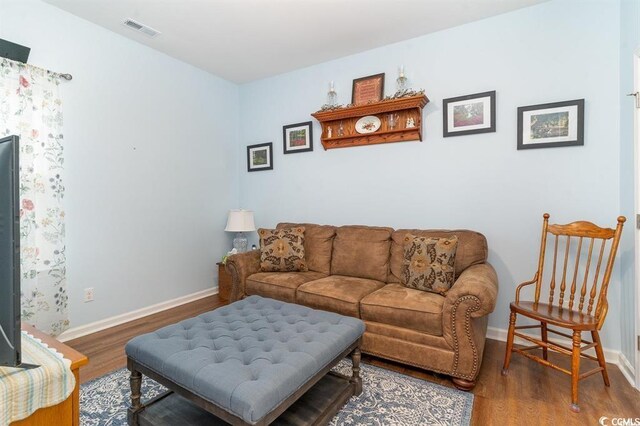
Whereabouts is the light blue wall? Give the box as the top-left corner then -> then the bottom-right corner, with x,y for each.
239,0 -> 624,350
0,0 -> 240,328
619,0 -> 640,371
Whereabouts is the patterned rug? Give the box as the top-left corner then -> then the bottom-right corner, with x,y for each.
80,360 -> 474,425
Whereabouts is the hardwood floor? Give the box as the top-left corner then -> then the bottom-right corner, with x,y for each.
65,295 -> 226,383
66,295 -> 640,425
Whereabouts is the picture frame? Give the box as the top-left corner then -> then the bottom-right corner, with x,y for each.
283,121 -> 313,154
443,90 -> 496,137
351,73 -> 385,106
517,99 -> 584,150
247,142 -> 273,172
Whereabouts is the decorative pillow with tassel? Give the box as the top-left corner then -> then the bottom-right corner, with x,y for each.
401,234 -> 458,294
258,227 -> 308,272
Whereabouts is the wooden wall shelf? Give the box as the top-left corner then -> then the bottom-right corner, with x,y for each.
311,94 -> 429,150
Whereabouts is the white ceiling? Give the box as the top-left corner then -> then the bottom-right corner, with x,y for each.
43,0 -> 546,83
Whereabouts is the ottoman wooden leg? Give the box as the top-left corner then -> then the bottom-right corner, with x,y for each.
350,347 -> 362,396
128,368 -> 143,425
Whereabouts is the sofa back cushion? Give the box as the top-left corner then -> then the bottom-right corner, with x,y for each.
331,225 -> 393,282
277,223 -> 336,275
389,229 -> 487,283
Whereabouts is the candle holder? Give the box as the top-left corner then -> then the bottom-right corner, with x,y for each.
396,66 -> 408,94
327,81 -> 338,106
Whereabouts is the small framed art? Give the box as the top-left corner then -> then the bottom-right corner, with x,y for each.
443,90 -> 496,137
351,73 -> 385,105
283,121 -> 313,154
247,142 -> 273,172
517,99 -> 584,150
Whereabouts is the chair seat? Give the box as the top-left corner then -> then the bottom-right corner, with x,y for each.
511,301 -> 598,330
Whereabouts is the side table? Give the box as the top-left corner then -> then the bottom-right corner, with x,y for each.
10,324 -> 88,426
216,262 -> 231,301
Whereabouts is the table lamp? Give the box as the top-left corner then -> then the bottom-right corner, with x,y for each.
225,209 -> 256,253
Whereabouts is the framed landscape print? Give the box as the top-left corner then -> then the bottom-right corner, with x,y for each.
351,73 -> 385,105
247,142 -> 273,172
517,99 -> 584,150
283,121 -> 313,154
443,90 -> 496,137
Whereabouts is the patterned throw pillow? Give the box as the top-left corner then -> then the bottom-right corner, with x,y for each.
258,227 -> 308,272
401,234 -> 458,295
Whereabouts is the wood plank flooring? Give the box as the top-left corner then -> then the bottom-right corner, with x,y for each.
65,296 -> 226,383
66,295 -> 640,425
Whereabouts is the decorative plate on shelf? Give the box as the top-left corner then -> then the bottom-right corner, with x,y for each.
355,115 -> 381,134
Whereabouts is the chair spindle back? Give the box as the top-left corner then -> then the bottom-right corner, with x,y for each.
532,213 -> 625,329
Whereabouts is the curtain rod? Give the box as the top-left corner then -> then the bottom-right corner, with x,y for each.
1,57 -> 73,81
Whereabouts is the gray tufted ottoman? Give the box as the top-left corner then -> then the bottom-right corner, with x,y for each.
125,296 -> 365,425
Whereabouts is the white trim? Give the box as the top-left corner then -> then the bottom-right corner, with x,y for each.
486,326 -> 635,387
619,352 -> 637,388
58,288 -> 217,342
634,47 -> 640,391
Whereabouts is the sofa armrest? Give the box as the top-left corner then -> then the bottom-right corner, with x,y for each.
441,263 -> 499,381
225,250 -> 261,301
444,263 -> 499,318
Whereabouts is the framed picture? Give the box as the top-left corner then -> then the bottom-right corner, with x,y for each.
517,99 -> 584,150
283,121 -> 313,154
443,90 -> 496,137
351,73 -> 385,105
247,142 -> 273,172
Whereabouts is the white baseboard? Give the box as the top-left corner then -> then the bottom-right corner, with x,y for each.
618,352 -> 637,388
58,287 -> 218,342
486,326 -> 637,388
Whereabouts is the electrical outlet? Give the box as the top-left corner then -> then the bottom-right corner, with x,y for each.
84,287 -> 94,303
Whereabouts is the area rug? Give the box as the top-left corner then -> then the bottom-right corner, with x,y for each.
80,360 -> 474,425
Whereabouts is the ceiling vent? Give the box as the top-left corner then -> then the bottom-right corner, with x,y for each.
123,18 -> 161,38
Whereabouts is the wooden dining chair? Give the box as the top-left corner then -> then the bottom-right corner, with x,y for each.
501,213 -> 625,412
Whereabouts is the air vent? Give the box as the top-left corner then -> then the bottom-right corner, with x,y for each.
123,19 -> 161,38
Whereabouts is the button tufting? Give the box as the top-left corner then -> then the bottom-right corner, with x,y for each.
126,295 -> 366,423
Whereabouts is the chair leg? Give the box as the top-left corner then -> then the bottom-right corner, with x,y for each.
541,322 -> 548,360
502,310 -> 517,375
591,330 -> 610,387
570,330 -> 581,413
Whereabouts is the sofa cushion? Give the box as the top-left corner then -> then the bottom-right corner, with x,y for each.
246,271 -> 327,303
360,284 -> 444,336
258,227 -> 308,272
331,225 -> 393,282
297,275 -> 385,317
402,234 -> 458,295
277,223 -> 336,275
389,229 -> 487,283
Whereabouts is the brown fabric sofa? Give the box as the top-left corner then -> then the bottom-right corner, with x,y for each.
225,223 -> 498,390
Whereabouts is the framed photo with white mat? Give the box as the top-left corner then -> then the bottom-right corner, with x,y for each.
283,121 -> 313,154
443,90 -> 496,137
517,99 -> 584,150
247,142 -> 273,172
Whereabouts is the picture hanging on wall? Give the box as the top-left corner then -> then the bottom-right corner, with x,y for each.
517,99 -> 584,150
247,142 -> 273,172
283,121 -> 313,154
351,73 -> 385,105
443,90 -> 496,137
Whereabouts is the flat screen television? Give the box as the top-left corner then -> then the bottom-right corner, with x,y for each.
0,135 -> 20,367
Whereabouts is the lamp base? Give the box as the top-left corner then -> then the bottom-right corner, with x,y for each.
233,232 -> 248,253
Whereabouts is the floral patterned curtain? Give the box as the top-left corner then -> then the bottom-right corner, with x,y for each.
0,58 -> 68,336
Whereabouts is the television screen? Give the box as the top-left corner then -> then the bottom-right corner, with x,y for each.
0,135 -> 20,367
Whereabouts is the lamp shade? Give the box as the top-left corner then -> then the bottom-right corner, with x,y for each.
225,209 -> 256,232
